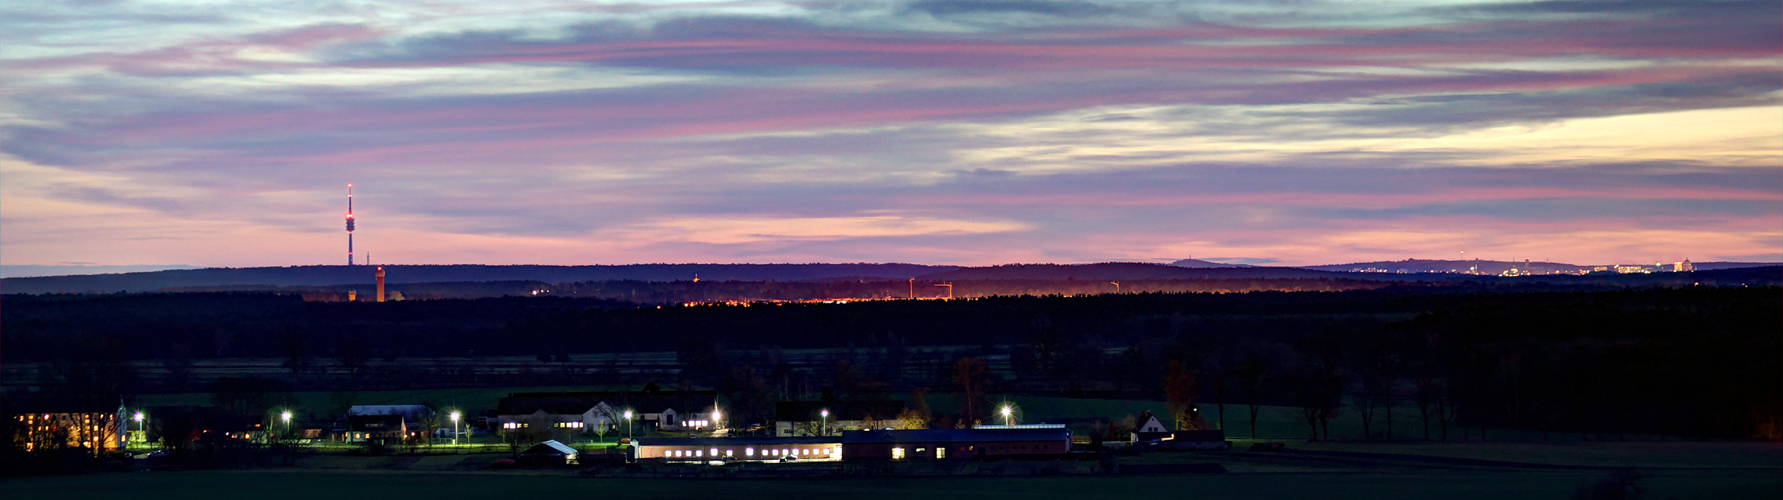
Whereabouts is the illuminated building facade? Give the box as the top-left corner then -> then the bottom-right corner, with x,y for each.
9,400 -> 126,452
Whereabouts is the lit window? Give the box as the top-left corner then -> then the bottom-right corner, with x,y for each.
937,448 -> 946,459
710,448 -> 718,456
746,448 -> 754,456
892,447 -> 905,460
695,450 -> 702,457
725,449 -> 733,457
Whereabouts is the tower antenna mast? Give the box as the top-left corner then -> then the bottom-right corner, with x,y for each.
346,184 -> 356,266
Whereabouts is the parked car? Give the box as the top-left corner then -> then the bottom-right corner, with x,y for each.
490,458 -> 517,469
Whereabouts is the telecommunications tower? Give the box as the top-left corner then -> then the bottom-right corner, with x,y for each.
346,184 -> 356,266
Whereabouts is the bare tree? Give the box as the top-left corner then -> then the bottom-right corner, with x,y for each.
1431,379 -> 1456,441
1291,364 -> 1344,441
1164,360 -> 1203,430
279,330 -> 311,375
951,357 -> 988,426
1203,360 -> 1232,433
1412,374 -> 1439,440
336,337 -> 368,378
1351,383 -> 1379,440
1234,357 -> 1267,439
162,343 -> 195,392
591,403 -> 620,444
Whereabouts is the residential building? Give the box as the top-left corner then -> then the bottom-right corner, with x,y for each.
7,399 -> 126,452
495,389 -> 719,434
344,405 -> 434,442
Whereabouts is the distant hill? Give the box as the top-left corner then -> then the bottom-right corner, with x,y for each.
0,264 -> 202,278
1299,259 -> 1587,275
0,263 -> 956,294
917,262 -> 1356,281
1692,261 -> 1783,271
1300,259 -> 1780,275
1169,258 -> 1253,268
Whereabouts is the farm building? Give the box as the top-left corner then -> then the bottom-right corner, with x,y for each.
636,436 -> 843,463
841,426 -> 1072,461
636,426 -> 1071,463
519,439 -> 580,465
1164,430 -> 1231,450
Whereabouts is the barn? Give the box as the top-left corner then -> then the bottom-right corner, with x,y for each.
840,425 -> 1071,461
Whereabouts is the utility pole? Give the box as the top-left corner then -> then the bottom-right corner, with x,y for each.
1111,281 -> 1120,294
909,277 -> 915,299
934,282 -> 953,299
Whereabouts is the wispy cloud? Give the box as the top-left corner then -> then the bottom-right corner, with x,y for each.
2,0 -> 1778,267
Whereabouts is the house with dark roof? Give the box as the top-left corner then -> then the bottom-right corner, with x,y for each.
774,400 -> 908,436
345,405 -> 434,443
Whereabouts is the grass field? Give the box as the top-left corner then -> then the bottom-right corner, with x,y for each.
5,439 -> 1778,499
2,466 -> 1777,500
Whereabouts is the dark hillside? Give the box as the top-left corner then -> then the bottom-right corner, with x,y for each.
0,263 -> 956,293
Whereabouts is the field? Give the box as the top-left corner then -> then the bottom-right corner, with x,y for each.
4,441 -> 1779,500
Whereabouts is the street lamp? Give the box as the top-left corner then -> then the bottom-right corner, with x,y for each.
449,411 -> 461,446
711,409 -> 722,431
820,409 -> 829,437
623,410 -> 634,441
280,410 -> 292,439
1001,406 -> 1013,425
133,412 -> 144,445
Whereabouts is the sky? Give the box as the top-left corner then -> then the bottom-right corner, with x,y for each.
2,0 -> 1778,269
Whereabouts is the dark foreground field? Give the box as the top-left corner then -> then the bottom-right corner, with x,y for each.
1,468 -> 1775,500
5,442 -> 1778,500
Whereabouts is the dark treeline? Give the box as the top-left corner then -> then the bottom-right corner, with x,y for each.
4,283 -> 1779,439
141,277 -> 1395,301
550,277 -> 1395,302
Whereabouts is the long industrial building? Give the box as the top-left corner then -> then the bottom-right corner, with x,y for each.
635,425 -> 1071,463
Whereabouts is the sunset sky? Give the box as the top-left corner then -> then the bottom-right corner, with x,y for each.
2,0 -> 1778,269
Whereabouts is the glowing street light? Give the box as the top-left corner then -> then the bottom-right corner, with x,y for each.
132,411 -> 144,445
820,409 -> 829,437
1001,406 -> 1013,425
280,410 -> 292,438
712,409 -> 723,431
449,411 -> 461,446
623,410 -> 634,441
